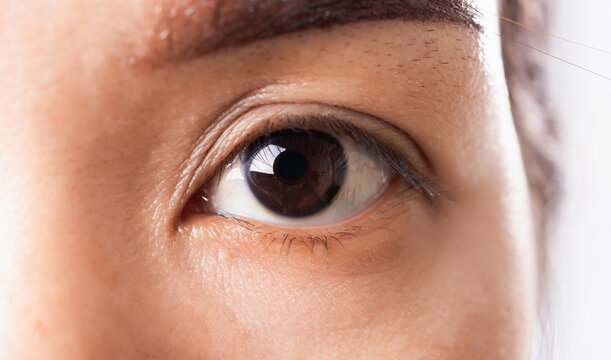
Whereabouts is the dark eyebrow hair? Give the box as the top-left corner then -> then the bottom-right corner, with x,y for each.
143,0 -> 480,64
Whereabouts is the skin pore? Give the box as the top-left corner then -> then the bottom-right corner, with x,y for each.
0,0 -> 537,359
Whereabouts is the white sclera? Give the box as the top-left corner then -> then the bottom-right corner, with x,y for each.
210,139 -> 391,228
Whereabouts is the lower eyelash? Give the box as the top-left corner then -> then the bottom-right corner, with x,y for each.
216,183 -> 416,256
221,214 -> 391,256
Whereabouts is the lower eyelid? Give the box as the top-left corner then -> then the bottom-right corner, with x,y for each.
184,180 -> 419,256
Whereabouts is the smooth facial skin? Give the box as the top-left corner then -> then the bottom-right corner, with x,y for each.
0,0 -> 537,359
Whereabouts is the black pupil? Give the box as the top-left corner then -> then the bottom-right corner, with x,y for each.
243,129 -> 347,218
273,151 -> 309,182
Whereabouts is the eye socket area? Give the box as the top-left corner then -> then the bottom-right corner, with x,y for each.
205,128 -> 392,227
181,103 -> 439,233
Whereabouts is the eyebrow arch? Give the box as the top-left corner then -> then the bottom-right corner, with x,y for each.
142,0 -> 480,65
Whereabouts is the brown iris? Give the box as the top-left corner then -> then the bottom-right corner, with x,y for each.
243,129 -> 347,217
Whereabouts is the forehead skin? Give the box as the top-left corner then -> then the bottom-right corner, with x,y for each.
0,0 -> 536,359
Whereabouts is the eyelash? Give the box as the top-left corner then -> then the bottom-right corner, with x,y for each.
184,113 -> 440,254
215,184 -> 419,256
204,114 -> 437,195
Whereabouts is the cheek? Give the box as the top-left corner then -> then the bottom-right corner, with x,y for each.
423,169 -> 537,358
150,180 -> 534,358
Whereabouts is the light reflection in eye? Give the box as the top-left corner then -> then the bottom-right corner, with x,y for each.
248,144 -> 285,175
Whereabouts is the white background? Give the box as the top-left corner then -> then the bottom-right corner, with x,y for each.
546,0 -> 611,359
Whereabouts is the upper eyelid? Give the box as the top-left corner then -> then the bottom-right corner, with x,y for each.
174,100 -> 442,222
198,111 -> 442,204
264,115 -> 440,198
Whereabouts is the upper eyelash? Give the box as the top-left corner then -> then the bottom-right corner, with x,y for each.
200,113 -> 441,201
291,114 -> 441,198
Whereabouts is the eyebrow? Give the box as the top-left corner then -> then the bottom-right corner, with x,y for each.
143,0 -> 480,64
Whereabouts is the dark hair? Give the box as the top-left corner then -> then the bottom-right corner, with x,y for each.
501,0 -> 559,356
501,0 -> 560,246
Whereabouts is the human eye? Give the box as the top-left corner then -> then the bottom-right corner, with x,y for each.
183,103 -> 438,251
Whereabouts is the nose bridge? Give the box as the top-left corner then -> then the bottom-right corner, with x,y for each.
0,141 -> 143,358
0,130 -> 192,359
0,187 -> 119,358
0,2 -> 183,356
0,82 -> 180,358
